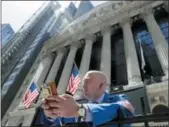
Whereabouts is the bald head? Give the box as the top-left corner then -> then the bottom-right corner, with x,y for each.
82,71 -> 108,101
84,71 -> 108,85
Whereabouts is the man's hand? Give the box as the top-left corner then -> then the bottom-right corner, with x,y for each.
42,98 -> 60,119
42,94 -> 80,118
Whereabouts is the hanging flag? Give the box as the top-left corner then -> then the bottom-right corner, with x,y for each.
22,82 -> 39,108
138,37 -> 146,72
66,63 -> 81,95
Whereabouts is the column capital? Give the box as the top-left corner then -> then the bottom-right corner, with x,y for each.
40,52 -> 54,62
119,16 -> 132,27
101,26 -> 113,35
70,42 -> 81,50
85,34 -> 96,42
57,47 -> 66,54
163,1 -> 169,12
140,7 -> 154,18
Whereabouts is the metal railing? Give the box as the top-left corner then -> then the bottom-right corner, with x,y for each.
56,113 -> 169,127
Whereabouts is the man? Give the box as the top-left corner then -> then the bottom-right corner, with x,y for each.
40,71 -> 135,126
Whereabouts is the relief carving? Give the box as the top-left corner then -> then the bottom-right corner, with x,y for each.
150,95 -> 166,105
42,1 -> 153,53
128,75 -> 141,82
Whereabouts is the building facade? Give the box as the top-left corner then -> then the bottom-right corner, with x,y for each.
1,24 -> 15,47
2,1 -> 168,126
1,1 -> 77,120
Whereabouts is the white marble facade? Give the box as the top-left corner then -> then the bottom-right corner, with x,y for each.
2,1 -> 168,126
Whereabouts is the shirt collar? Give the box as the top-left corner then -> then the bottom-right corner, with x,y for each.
95,93 -> 105,103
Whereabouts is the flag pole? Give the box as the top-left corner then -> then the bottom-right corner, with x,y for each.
137,36 -> 146,73
73,61 -> 82,80
137,36 -> 151,121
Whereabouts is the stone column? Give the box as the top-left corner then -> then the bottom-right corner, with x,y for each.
79,35 -> 96,78
22,113 -> 35,126
36,53 -> 55,87
7,116 -> 23,126
74,35 -> 95,99
45,48 -> 65,82
100,27 -> 112,88
120,17 -> 143,89
141,7 -> 168,76
36,53 -> 55,103
57,43 -> 78,94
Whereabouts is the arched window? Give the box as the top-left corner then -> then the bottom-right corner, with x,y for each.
152,104 -> 169,114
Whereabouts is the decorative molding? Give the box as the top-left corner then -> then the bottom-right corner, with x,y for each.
128,75 -> 141,82
70,41 -> 82,49
140,6 -> 154,19
101,26 -> 113,35
57,47 -> 66,54
85,34 -> 96,42
9,108 -> 36,117
40,52 -> 54,62
41,1 -> 160,57
119,16 -> 132,27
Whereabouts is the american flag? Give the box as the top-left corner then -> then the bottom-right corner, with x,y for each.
22,82 -> 39,108
66,63 -> 81,95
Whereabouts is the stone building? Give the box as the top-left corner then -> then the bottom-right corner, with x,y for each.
2,1 -> 168,126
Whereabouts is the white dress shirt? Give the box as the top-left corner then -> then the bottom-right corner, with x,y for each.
83,93 -> 105,122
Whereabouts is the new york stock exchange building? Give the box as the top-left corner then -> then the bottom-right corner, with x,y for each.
2,1 -> 169,126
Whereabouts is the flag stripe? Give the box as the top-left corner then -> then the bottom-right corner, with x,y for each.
22,82 -> 39,108
66,63 -> 80,95
23,90 -> 38,104
23,91 -> 38,106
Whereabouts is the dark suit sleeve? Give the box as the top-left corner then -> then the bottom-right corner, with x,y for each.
40,110 -> 61,126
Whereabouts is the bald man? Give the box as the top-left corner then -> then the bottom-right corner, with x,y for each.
40,71 -> 135,127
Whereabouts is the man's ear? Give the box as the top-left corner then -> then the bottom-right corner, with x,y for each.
99,83 -> 103,89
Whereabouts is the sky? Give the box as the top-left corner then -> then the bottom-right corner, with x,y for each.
2,1 -> 107,32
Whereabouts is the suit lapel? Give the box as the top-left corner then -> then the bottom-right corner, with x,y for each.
102,92 -> 109,103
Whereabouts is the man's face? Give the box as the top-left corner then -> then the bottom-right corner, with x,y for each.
82,74 -> 100,101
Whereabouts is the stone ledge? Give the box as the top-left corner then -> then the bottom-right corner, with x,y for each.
9,107 -> 36,117
123,82 -> 144,90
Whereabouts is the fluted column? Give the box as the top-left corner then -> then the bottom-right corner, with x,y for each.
57,43 -> 79,95
79,35 -> 96,78
74,35 -> 95,99
120,17 -> 142,88
36,53 -> 55,103
100,27 -> 112,88
141,7 -> 168,76
6,116 -> 23,126
36,53 -> 55,88
45,48 -> 65,82
22,114 -> 35,126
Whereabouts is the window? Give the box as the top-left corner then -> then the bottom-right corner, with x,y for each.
30,42 -> 38,48
134,29 -> 164,78
2,80 -> 13,97
159,21 -> 169,43
154,8 -> 168,43
111,30 -> 128,86
15,62 -> 25,69
8,75 -> 16,81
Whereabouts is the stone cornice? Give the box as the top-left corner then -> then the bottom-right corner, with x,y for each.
41,1 -> 163,57
9,107 -> 36,117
